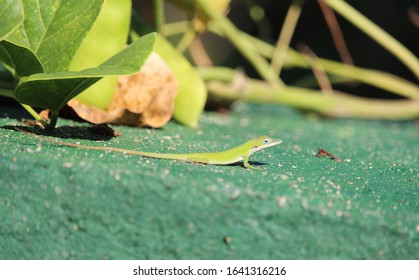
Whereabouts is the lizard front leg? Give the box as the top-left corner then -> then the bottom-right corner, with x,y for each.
243,154 -> 253,169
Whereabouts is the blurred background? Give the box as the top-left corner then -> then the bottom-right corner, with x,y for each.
135,0 -> 418,99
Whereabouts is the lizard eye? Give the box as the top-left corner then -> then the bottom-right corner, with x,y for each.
264,138 -> 271,145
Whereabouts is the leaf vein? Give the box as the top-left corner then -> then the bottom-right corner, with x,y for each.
24,82 -> 54,109
38,1 -> 97,52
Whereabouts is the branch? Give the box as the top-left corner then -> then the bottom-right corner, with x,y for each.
199,67 -> 419,120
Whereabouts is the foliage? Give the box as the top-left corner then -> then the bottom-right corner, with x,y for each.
0,0 -> 156,130
166,0 -> 419,120
1,0 -> 418,133
68,0 -> 132,109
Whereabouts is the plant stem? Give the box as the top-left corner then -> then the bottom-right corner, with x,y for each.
195,0 -> 283,87
154,0 -> 165,34
213,29 -> 419,99
176,26 -> 196,53
162,21 -> 189,36
45,110 -> 59,132
286,49 -> 419,99
0,88 -> 48,126
202,70 -> 419,120
324,0 -> 419,79
0,88 -> 14,98
271,0 -> 305,75
317,0 -> 353,65
20,104 -> 48,127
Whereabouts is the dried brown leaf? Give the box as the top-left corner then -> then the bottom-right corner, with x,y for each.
68,52 -> 178,128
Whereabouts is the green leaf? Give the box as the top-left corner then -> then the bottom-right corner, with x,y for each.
14,33 -> 156,111
0,40 -> 43,76
4,0 -> 104,73
69,0 -> 132,109
0,0 -> 32,76
154,34 -> 207,128
0,0 -> 24,40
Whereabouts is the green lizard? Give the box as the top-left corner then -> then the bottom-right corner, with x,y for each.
25,133 -> 282,168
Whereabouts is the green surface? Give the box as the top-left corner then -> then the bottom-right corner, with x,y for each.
0,103 -> 418,259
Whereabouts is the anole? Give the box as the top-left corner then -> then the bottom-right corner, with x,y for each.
21,131 -> 282,168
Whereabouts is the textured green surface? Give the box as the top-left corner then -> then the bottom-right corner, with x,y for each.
0,103 -> 418,259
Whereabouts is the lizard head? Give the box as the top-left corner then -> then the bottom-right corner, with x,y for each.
248,135 -> 283,155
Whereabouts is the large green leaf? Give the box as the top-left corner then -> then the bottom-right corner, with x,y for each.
0,0 -> 30,76
69,0 -> 132,109
4,0 -> 103,73
0,0 -> 24,40
0,40 -> 43,76
15,33 -> 156,111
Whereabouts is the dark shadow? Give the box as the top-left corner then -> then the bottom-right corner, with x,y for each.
0,99 -> 34,120
1,124 -> 118,141
229,161 -> 268,168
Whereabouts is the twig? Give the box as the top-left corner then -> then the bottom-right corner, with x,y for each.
317,0 -> 353,65
271,0 -> 306,75
154,0 -> 165,34
324,0 -> 419,79
208,25 -> 419,99
195,0 -> 283,87
189,37 -> 214,67
407,7 -> 419,28
20,104 -> 48,128
297,44 -> 334,95
316,148 -> 341,162
176,25 -> 196,53
200,67 -> 419,120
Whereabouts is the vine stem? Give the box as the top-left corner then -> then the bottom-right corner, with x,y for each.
154,0 -> 165,34
207,28 -> 419,99
195,0 -> 283,87
20,104 -> 48,127
271,0 -> 305,76
201,68 -> 419,120
45,110 -> 59,132
324,0 -> 419,79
